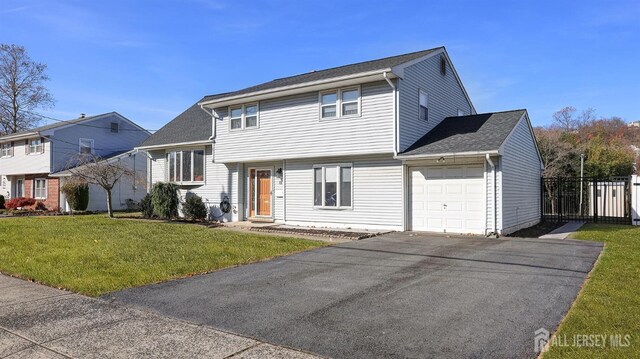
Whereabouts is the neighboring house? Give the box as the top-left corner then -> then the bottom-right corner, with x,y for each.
0,112 -> 150,211
139,46 -> 543,235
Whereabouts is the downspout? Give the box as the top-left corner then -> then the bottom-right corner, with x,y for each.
200,105 -> 216,141
382,72 -> 398,156
486,154 -> 498,237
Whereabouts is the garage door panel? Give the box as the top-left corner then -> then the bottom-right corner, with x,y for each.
410,165 -> 485,234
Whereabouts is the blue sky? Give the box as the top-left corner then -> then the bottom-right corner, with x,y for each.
1,0 -> 638,131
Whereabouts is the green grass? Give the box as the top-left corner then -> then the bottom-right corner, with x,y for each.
0,215 -> 326,296
544,224 -> 640,358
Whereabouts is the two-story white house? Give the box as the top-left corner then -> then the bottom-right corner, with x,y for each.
139,47 -> 543,235
0,112 -> 149,211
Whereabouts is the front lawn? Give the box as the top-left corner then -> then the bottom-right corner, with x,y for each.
0,215 -> 326,296
544,224 -> 640,358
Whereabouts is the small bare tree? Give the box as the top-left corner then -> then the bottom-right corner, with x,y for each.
0,44 -> 54,134
67,153 -> 135,218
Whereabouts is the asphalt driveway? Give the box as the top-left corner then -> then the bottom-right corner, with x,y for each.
104,233 -> 603,358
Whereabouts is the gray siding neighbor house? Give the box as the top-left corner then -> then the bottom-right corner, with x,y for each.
139,46 -> 543,235
0,112 -> 150,212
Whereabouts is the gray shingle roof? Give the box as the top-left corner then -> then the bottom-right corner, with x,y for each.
399,110 -> 526,156
201,47 -> 443,103
138,101 -> 211,147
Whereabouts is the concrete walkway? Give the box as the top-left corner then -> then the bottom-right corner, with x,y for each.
539,221 -> 586,239
0,274 -> 320,359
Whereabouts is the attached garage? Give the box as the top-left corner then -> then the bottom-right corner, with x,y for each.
410,165 -> 485,234
399,110 -> 544,236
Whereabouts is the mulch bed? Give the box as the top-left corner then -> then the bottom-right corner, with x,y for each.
250,226 -> 383,240
507,221 -> 567,238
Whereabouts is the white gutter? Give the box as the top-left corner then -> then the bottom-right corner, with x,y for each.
135,140 -> 212,151
486,153 -> 498,237
199,70 -> 394,108
383,72 -> 398,156
396,150 -> 499,160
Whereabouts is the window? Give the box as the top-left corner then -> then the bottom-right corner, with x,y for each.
321,92 -> 337,119
229,104 -> 259,130
28,138 -> 43,154
313,164 -> 352,208
457,109 -> 465,116
1,143 -> 12,158
419,90 -> 428,121
110,122 -> 119,133
34,179 -> 47,199
440,55 -> 447,75
79,138 -> 94,154
166,149 -> 205,183
320,87 -> 360,119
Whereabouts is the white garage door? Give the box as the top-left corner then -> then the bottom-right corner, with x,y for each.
410,165 -> 485,234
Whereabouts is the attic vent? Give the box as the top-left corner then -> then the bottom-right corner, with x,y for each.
110,122 -> 119,133
440,55 -> 446,75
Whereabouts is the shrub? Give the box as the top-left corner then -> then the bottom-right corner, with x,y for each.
5,197 -> 36,210
182,193 -> 208,221
140,193 -> 154,219
150,182 -> 179,219
0,195 -> 4,209
35,201 -> 47,211
60,182 -> 89,211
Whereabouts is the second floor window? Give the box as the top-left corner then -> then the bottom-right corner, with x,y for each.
419,90 -> 429,122
79,138 -> 94,154
320,87 -> 360,119
27,138 -> 43,154
1,143 -> 12,158
166,149 -> 205,183
229,104 -> 259,130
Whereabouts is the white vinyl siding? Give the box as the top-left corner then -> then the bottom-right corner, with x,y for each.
398,54 -> 474,152
0,139 -> 51,175
500,117 -> 542,234
285,155 -> 403,230
214,81 -> 394,163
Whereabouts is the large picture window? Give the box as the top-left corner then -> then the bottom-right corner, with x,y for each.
313,164 -> 352,208
166,149 -> 205,183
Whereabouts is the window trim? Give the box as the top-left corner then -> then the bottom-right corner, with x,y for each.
33,178 -> 47,200
318,86 -> 361,121
165,148 -> 206,184
28,138 -> 44,155
0,143 -> 13,158
79,138 -> 94,154
419,90 -> 429,122
228,103 -> 260,131
312,163 -> 353,209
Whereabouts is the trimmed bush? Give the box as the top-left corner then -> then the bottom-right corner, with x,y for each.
5,197 -> 36,210
182,193 -> 207,221
150,182 -> 179,219
140,193 -> 154,219
60,182 -> 89,211
0,195 -> 5,209
35,201 -> 47,211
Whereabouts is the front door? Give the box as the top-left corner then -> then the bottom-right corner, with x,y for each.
14,178 -> 23,198
249,169 -> 272,217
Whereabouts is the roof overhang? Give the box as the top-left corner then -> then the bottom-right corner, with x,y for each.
198,70 -> 397,109
135,139 -> 212,151
395,150 -> 499,161
0,131 -> 41,141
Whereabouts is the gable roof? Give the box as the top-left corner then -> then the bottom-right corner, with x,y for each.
200,47 -> 444,105
0,112 -> 147,141
398,110 -> 527,157
137,101 -> 212,148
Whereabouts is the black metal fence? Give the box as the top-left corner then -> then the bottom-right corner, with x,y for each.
541,177 -> 631,224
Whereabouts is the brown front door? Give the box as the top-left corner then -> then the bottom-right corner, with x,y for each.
249,169 -> 271,217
